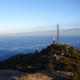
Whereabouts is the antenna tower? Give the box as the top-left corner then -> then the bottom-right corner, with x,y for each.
57,24 -> 59,44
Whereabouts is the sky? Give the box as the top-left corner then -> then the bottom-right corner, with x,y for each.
0,0 -> 80,35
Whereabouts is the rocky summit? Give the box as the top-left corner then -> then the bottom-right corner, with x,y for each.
0,44 -> 80,80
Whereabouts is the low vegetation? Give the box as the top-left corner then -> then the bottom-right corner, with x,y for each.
0,43 -> 80,80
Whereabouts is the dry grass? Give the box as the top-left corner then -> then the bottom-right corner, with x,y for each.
13,73 -> 53,80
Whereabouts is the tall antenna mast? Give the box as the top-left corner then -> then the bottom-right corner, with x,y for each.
57,24 -> 59,44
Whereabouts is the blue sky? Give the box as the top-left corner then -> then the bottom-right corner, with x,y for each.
0,0 -> 80,34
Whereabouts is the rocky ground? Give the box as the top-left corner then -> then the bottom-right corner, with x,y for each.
0,70 -> 72,80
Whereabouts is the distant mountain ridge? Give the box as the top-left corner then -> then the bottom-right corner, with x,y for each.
0,35 -> 80,61
0,49 -> 35,61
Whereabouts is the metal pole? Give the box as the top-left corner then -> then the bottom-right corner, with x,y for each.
57,24 -> 59,44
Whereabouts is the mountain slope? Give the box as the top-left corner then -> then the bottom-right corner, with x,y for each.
0,44 -> 80,80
